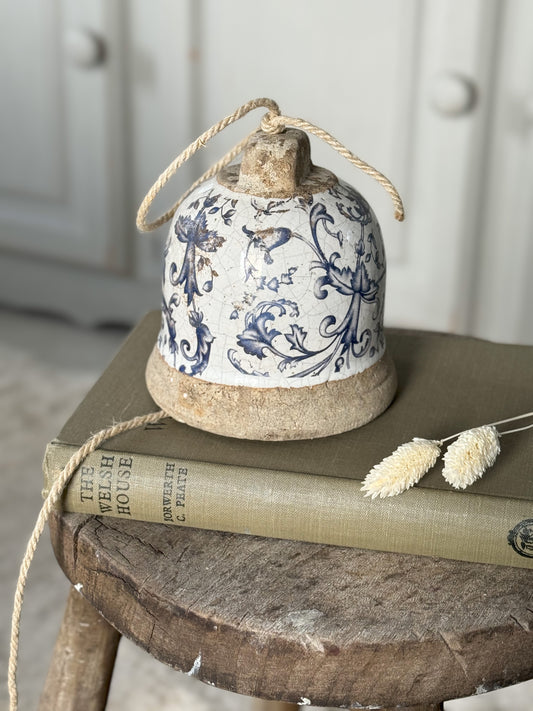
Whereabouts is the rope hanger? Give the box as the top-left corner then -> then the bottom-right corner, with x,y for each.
136,97 -> 405,233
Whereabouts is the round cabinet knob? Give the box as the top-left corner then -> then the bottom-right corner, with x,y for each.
64,29 -> 105,68
431,73 -> 476,117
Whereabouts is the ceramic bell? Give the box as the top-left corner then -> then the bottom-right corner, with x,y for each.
146,128 -> 397,440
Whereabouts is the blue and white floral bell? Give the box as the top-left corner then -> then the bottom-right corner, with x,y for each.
145,127 -> 397,440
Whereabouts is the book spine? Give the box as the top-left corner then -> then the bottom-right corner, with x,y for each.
43,442 -> 533,569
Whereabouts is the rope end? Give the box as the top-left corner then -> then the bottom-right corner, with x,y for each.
394,207 -> 405,222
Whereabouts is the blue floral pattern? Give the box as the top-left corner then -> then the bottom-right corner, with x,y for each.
158,177 -> 386,387
159,188 -> 229,375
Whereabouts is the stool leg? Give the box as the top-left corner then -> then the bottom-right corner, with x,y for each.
38,586 -> 121,711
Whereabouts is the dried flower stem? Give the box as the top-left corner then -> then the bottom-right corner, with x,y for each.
499,421 -> 533,436
441,411 -> 533,444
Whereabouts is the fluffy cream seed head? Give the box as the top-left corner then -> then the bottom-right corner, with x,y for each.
442,425 -> 500,489
361,438 -> 442,498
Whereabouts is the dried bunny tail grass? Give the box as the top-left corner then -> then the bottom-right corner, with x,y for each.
442,425 -> 500,489
361,438 -> 442,499
362,411 -> 531,500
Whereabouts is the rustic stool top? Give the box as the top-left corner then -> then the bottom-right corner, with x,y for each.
49,510 -> 533,709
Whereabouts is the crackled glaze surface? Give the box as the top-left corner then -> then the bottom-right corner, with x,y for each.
157,175 -> 387,388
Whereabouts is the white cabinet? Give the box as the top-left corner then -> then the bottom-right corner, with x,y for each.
0,0 -> 159,324
0,0 -> 127,268
469,0 -> 533,344
0,0 -> 531,343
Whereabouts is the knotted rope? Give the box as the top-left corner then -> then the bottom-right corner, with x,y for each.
136,97 -> 404,233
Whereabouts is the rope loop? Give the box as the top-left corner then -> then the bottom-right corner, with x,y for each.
136,97 -> 405,232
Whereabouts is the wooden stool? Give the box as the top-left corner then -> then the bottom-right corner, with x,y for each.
40,511 -> 533,710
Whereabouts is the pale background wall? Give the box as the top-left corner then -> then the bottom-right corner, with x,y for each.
1,0 -> 532,343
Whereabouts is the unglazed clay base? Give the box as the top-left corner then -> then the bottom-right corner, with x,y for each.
146,345 -> 397,441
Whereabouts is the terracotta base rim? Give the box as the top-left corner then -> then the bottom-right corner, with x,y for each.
145,345 -> 397,441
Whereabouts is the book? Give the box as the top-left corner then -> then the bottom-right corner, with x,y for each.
43,311 -> 533,568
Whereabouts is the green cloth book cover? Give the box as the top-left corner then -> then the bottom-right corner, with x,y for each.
43,311 -> 533,568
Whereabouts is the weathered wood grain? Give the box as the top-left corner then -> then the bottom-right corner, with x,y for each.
38,584 -> 120,711
49,511 -> 533,708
